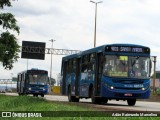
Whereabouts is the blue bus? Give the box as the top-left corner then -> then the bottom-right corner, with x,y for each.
17,68 -> 49,97
60,44 -> 151,106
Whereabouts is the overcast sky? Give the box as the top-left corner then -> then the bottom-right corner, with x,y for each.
1,0 -> 160,80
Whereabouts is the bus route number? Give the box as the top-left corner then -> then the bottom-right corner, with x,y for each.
111,47 -> 119,51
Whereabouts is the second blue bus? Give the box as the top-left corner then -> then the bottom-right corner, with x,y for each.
17,68 -> 49,97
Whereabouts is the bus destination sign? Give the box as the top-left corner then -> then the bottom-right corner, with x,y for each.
27,70 -> 47,74
105,46 -> 150,53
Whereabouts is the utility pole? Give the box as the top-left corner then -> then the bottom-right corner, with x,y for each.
49,39 -> 56,92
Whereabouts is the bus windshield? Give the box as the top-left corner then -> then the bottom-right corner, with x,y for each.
103,55 -> 150,79
29,74 -> 48,85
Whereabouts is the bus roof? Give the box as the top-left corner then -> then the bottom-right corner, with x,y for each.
17,68 -> 48,75
62,43 -> 150,60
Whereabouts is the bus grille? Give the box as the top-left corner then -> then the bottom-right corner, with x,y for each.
112,79 -> 144,84
114,87 -> 142,90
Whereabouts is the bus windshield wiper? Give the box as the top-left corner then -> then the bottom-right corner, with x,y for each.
131,56 -> 139,67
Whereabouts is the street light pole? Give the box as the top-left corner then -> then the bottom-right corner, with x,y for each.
90,0 -> 103,48
49,39 -> 56,91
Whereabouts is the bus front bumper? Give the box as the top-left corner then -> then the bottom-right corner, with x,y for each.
27,89 -> 48,94
101,85 -> 150,99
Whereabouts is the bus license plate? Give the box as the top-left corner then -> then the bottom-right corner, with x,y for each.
124,93 -> 132,96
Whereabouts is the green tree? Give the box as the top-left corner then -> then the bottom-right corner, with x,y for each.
0,0 -> 20,69
0,0 -> 11,8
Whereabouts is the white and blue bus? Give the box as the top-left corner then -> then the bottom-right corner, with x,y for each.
17,68 -> 49,97
60,44 -> 151,106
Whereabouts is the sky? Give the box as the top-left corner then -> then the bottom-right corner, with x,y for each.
1,0 -> 160,80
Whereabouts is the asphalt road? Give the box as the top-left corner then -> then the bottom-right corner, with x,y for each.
3,92 -> 160,112
44,95 -> 160,111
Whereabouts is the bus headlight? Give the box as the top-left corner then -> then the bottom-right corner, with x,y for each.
104,83 -> 114,90
141,86 -> 149,91
43,88 -> 45,91
28,88 -> 31,90
110,86 -> 114,90
142,88 -> 145,91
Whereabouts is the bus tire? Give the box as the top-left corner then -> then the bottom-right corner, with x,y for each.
41,94 -> 44,97
33,94 -> 38,97
68,86 -> 79,102
127,99 -> 136,106
74,97 -> 79,102
68,86 -> 73,102
22,91 -> 26,96
100,98 -> 108,104
91,88 -> 100,104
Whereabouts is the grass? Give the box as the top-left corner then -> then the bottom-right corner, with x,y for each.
0,95 -> 85,111
0,94 -> 159,120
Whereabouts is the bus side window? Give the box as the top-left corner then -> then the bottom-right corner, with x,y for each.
88,53 -> 96,72
67,59 -> 77,74
26,74 -> 29,84
66,61 -> 69,74
19,74 -> 21,82
17,75 -> 19,82
21,74 -> 23,82
73,59 -> 77,73
81,55 -> 88,72
88,63 -> 95,71
66,60 -> 72,74
82,64 -> 87,72
69,60 -> 73,74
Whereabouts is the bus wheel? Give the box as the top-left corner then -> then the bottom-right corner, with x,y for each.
68,87 -> 79,102
33,94 -> 38,97
127,99 -> 136,106
74,97 -> 79,102
100,98 -> 108,104
91,88 -> 99,104
41,94 -> 44,97
68,87 -> 74,102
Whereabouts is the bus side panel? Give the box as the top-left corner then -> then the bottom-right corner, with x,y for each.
75,58 -> 81,96
71,73 -> 76,96
80,55 -> 92,97
66,74 -> 71,95
79,72 -> 88,97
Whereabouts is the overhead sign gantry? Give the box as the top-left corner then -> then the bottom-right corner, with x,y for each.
21,41 -> 81,60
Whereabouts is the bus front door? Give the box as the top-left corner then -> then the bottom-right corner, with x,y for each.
75,58 -> 80,96
95,53 -> 103,96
